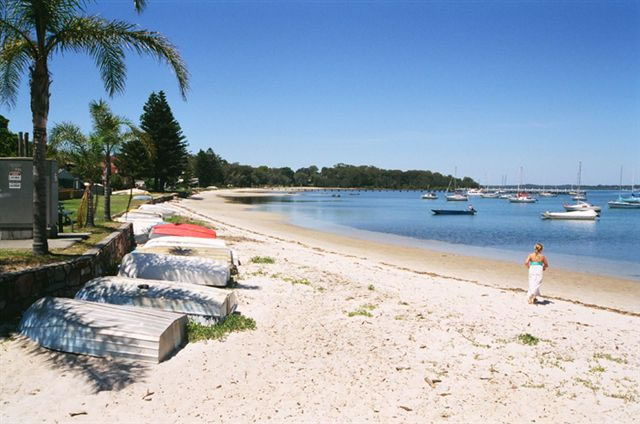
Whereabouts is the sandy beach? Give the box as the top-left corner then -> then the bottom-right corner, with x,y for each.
1,189 -> 639,423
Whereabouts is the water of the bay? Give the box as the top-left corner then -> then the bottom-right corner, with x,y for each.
245,190 -> 640,280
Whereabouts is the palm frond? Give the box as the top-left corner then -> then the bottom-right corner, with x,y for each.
50,16 -> 189,99
133,0 -> 147,13
49,121 -> 87,152
0,36 -> 31,107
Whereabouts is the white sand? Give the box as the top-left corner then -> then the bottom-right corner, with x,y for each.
1,191 -> 638,423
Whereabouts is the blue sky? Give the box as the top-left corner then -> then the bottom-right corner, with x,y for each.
2,0 -> 639,185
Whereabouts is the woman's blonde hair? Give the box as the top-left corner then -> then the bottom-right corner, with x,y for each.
534,243 -> 543,253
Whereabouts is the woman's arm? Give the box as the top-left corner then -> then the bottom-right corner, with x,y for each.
524,253 -> 531,268
543,256 -> 549,271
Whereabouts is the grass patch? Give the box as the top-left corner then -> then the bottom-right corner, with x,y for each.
593,352 -> 627,364
348,303 -> 377,318
575,377 -> 600,392
605,391 -> 636,403
589,365 -> 605,373
0,223 -> 121,273
250,256 -> 275,264
186,314 -> 256,343
367,284 -> 375,291
517,333 -> 540,346
61,195 -> 146,230
283,277 -> 310,286
164,215 -> 214,229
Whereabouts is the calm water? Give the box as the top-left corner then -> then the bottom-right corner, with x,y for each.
248,190 -> 640,280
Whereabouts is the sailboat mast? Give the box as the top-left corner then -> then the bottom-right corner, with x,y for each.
577,161 -> 582,191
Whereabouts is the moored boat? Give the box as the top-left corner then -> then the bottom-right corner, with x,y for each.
509,192 -> 537,203
432,206 -> 477,215
608,200 -> 640,209
446,191 -> 468,201
541,210 -> 598,220
563,201 -> 601,213
421,192 -> 438,199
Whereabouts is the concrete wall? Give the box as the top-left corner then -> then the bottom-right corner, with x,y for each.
0,223 -> 135,321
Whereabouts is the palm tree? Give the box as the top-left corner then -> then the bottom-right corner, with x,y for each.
49,122 -> 102,227
88,99 -> 133,222
0,0 -> 188,254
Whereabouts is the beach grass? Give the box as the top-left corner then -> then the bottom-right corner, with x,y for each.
593,352 -> 627,364
250,256 -> 275,264
164,215 -> 214,229
186,314 -> 256,343
348,303 -> 377,317
517,333 -> 540,346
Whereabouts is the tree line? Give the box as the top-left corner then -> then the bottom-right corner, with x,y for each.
183,152 -> 478,190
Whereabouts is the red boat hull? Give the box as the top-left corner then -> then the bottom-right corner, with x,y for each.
150,223 -> 217,239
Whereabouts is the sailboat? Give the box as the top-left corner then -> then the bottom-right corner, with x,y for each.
609,166 -> 640,209
421,186 -> 438,199
539,180 -> 557,197
445,168 -> 468,201
509,167 -> 537,203
572,161 -> 587,200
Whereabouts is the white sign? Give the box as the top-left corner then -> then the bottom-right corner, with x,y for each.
9,182 -> 21,189
8,168 -> 22,181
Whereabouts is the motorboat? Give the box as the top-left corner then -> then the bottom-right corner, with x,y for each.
572,192 -> 587,201
143,235 -> 227,249
466,189 -> 483,197
619,194 -> 640,204
608,200 -> 640,209
421,192 -> 438,200
149,223 -> 217,239
541,210 -> 598,220
480,191 -> 499,198
432,206 -> 477,215
563,201 -> 601,213
539,191 -> 557,197
446,191 -> 468,201
509,192 -> 537,203
18,297 -> 186,363
76,276 -> 238,324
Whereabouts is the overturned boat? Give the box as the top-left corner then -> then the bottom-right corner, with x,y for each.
541,210 -> 598,220
137,204 -> 178,217
119,251 -> 230,287
143,235 -> 227,249
149,223 -> 217,239
18,297 -> 186,363
115,214 -> 165,243
136,245 -> 238,274
76,276 -> 238,324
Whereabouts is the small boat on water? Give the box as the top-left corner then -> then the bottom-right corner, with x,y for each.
539,191 -> 557,197
608,200 -> 640,209
421,192 -> 438,199
509,192 -> 537,203
563,201 -> 601,213
446,191 -> 468,201
432,205 -> 477,215
541,210 -> 598,220
466,189 -> 483,197
149,223 -> 217,239
572,192 -> 587,201
480,191 -> 499,198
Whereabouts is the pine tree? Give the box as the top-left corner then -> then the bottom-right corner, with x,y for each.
140,91 -> 188,191
116,138 -> 154,187
195,148 -> 224,187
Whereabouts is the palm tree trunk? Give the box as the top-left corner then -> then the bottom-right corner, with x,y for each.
30,59 -> 50,255
103,152 -> 112,221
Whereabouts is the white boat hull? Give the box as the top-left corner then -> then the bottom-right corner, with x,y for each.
19,297 -> 187,363
137,245 -> 238,273
118,251 -> 230,287
143,235 -> 227,249
76,277 -> 238,323
563,202 -> 601,212
542,210 -> 598,220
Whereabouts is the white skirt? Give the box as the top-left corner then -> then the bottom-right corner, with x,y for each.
528,265 -> 543,297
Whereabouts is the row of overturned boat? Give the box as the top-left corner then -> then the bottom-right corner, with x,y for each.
18,201 -> 242,363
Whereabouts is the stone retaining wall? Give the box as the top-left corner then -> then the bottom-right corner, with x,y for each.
0,223 -> 135,321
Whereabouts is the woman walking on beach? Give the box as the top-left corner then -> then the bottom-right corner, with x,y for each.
525,243 -> 548,304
